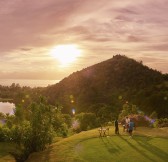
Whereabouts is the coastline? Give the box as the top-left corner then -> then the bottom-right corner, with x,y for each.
0,79 -> 60,87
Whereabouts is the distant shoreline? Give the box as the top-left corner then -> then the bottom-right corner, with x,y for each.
0,79 -> 60,87
0,98 -> 13,102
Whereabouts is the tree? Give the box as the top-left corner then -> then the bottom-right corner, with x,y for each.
62,114 -> 72,128
5,114 -> 15,129
10,96 -> 61,162
119,102 -> 138,119
150,111 -> 158,119
0,112 -> 5,119
75,113 -> 98,131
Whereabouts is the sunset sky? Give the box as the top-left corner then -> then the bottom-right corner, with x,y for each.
0,0 -> 168,81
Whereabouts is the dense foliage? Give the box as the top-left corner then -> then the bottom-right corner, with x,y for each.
0,55 -> 167,118
0,83 -> 43,108
153,118 -> 168,128
0,97 -> 69,162
74,113 -> 98,131
44,55 -> 168,118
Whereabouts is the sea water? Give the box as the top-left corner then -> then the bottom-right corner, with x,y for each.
0,102 -> 15,114
0,79 -> 60,87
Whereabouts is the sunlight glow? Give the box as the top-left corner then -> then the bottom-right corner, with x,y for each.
50,44 -> 81,66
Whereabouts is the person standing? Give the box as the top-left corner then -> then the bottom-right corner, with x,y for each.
114,119 -> 119,135
125,116 -> 130,132
128,119 -> 134,138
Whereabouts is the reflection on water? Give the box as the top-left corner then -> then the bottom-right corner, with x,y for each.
0,102 -> 15,114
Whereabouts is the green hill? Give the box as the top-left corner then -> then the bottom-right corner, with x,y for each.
25,127 -> 168,162
44,55 -> 168,117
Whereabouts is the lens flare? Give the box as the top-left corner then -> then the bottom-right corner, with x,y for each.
72,108 -> 75,115
145,115 -> 156,124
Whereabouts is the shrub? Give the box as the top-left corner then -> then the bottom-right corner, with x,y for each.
10,97 -> 56,162
75,113 -> 98,131
0,126 -> 5,142
62,114 -> 72,128
56,123 -> 68,137
150,111 -> 158,119
153,118 -> 168,128
120,114 -> 150,127
0,126 -> 11,142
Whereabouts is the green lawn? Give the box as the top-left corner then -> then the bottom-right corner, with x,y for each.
76,136 -> 168,162
26,127 -> 168,162
1,127 -> 168,162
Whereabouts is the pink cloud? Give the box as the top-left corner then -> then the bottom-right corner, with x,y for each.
0,0 -> 167,81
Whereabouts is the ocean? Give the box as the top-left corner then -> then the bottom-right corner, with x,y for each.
0,79 -> 60,87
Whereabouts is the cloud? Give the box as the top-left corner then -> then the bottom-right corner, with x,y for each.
143,44 -> 168,51
126,35 -> 145,42
114,8 -> 138,15
0,0 -> 168,81
0,0 -> 88,52
20,48 -> 32,51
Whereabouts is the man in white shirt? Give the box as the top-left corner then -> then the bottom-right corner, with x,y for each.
125,116 -> 130,132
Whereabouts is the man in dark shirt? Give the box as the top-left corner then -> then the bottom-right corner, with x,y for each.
114,119 -> 119,135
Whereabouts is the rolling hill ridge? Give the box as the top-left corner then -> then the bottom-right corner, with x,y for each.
44,55 -> 168,117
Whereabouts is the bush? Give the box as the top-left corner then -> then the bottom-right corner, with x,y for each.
150,111 -> 158,119
75,113 -> 98,131
56,123 -> 68,137
120,114 -> 150,127
0,96 -> 70,162
153,118 -> 168,128
9,97 -> 56,162
0,126 -> 5,142
62,114 -> 72,128
0,126 -> 11,142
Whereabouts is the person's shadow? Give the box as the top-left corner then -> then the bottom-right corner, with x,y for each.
134,136 -> 168,161
118,135 -> 158,162
100,137 -> 121,155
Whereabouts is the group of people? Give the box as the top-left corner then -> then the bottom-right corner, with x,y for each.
114,116 -> 135,137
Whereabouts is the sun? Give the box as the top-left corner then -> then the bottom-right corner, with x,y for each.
50,44 -> 81,66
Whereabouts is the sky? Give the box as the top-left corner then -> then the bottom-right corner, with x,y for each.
0,0 -> 168,81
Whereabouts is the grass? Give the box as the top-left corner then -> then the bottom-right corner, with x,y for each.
26,127 -> 168,162
0,127 -> 168,162
76,136 -> 168,162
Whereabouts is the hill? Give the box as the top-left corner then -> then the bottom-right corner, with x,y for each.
44,55 -> 168,118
